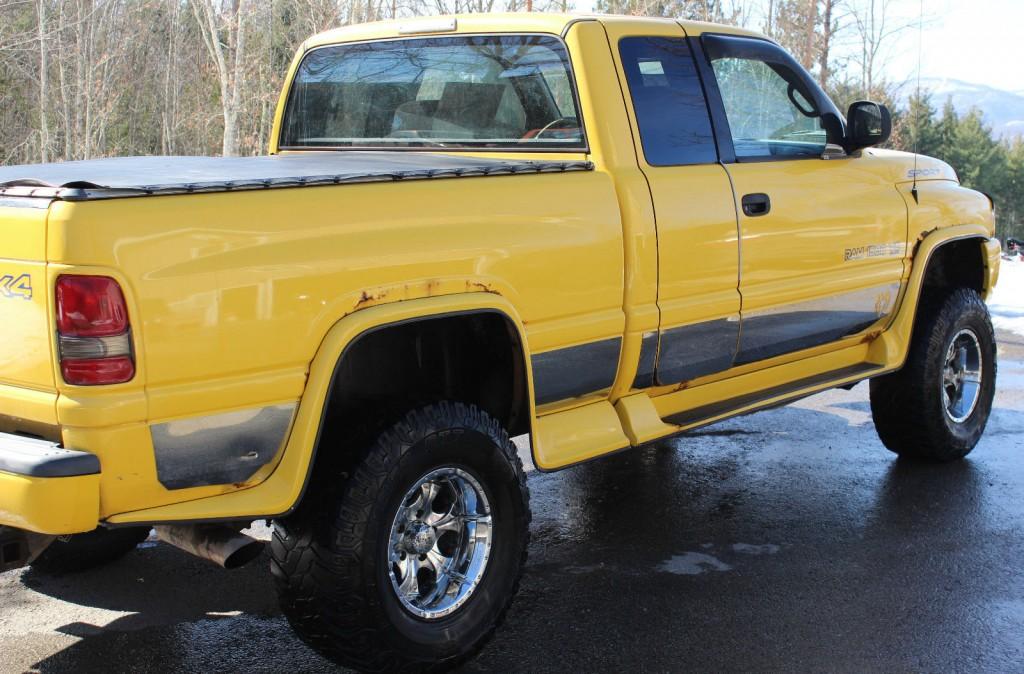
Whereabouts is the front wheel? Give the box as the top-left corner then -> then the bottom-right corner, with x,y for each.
870,287 -> 997,461
271,402 -> 530,672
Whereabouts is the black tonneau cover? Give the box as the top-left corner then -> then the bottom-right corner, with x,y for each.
0,153 -> 592,202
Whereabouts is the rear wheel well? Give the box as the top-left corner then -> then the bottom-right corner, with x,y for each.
304,311 -> 530,498
920,237 -> 986,301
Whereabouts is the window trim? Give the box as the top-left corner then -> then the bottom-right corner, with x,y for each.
277,32 -> 591,155
697,33 -> 845,164
616,35 -> 720,168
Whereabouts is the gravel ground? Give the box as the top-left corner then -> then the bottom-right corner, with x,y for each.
2,331 -> 1023,673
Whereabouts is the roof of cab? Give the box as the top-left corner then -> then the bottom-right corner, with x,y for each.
303,12 -> 767,50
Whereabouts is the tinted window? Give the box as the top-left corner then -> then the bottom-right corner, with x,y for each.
281,35 -> 584,151
619,37 -> 717,167
707,43 -> 827,160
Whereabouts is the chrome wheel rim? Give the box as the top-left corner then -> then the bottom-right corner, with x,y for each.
942,328 -> 983,423
387,467 -> 493,620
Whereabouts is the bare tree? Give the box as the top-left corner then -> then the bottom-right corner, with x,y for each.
818,0 -> 836,87
192,0 -> 249,156
37,0 -> 49,162
848,0 -> 913,97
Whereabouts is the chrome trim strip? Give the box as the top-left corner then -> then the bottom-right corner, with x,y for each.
150,403 -> 298,490
531,337 -> 621,405
736,283 -> 900,364
58,332 -> 132,360
655,316 -> 740,385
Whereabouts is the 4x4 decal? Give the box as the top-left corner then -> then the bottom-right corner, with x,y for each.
0,274 -> 32,300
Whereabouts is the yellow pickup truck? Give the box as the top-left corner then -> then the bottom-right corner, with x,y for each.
0,12 -> 1000,671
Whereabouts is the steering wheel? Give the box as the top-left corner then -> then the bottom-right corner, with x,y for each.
531,116 -> 579,140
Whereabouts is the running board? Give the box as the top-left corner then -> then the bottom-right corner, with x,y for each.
663,363 -> 886,430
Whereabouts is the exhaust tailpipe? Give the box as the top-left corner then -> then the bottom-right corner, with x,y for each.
155,524 -> 264,569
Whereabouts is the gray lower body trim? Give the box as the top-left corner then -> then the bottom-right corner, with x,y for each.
655,316 -> 740,385
736,284 -> 899,365
532,337 -> 621,405
632,331 -> 659,389
151,403 -> 297,490
664,362 -> 882,428
0,432 -> 100,478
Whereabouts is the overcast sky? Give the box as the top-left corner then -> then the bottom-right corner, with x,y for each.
570,0 -> 1024,92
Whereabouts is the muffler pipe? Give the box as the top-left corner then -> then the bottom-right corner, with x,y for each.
155,524 -> 264,569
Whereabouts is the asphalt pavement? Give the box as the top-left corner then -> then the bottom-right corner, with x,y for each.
3,331 -> 1023,673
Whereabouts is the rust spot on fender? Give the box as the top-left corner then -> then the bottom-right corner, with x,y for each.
354,288 -> 389,310
465,280 -> 499,295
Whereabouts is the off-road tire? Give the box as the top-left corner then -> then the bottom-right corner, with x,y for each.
870,287 -> 996,461
271,402 -> 530,672
31,526 -> 150,573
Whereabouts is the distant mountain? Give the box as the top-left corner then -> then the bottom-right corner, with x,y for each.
896,77 -> 1024,140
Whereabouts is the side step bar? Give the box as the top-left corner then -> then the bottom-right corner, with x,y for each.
663,363 -> 886,430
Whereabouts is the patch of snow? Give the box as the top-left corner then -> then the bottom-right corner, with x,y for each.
988,258 -> 1024,337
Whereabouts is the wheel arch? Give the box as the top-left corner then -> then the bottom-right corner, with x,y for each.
289,294 -> 535,516
869,224 -> 999,370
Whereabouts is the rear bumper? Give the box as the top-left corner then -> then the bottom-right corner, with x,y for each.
0,432 -> 100,534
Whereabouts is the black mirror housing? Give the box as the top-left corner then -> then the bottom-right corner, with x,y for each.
846,101 -> 892,152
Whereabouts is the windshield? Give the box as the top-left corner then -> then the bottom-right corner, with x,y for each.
280,35 -> 585,151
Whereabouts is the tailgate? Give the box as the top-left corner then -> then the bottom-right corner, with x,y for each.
0,199 -> 54,391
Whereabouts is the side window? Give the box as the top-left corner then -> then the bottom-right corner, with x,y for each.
707,44 -> 827,160
619,37 -> 717,166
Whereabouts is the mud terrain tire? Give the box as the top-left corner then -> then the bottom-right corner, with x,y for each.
271,402 -> 530,672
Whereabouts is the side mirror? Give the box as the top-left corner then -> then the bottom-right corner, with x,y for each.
846,101 -> 891,152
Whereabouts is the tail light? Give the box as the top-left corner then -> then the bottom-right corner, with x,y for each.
56,275 -> 135,385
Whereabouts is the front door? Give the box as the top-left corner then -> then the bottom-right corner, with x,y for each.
610,26 -> 741,387
701,34 -> 907,364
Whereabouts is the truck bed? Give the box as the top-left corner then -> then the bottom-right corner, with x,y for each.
0,153 -> 593,202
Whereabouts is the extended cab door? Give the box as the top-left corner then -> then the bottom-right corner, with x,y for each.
608,24 -> 741,387
699,34 -> 907,364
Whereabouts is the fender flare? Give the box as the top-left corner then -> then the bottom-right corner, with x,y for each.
106,293 -> 535,525
869,224 -> 998,369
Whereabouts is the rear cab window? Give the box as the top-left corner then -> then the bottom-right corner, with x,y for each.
618,37 -> 717,166
281,35 -> 585,152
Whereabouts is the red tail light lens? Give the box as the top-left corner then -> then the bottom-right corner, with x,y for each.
56,276 -> 129,337
56,275 -> 134,385
61,356 -> 135,386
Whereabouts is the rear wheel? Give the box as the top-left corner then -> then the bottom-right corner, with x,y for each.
31,526 -> 150,573
271,402 -> 530,672
870,288 -> 996,461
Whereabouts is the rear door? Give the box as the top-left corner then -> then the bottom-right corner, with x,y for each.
609,24 -> 741,387
699,34 -> 907,364
0,200 -> 55,391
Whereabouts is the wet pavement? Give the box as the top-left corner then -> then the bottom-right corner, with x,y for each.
3,332 -> 1023,673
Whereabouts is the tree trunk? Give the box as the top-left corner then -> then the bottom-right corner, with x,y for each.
819,0 -> 833,88
191,0 -> 246,157
803,0 -> 818,70
37,0 -> 49,163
